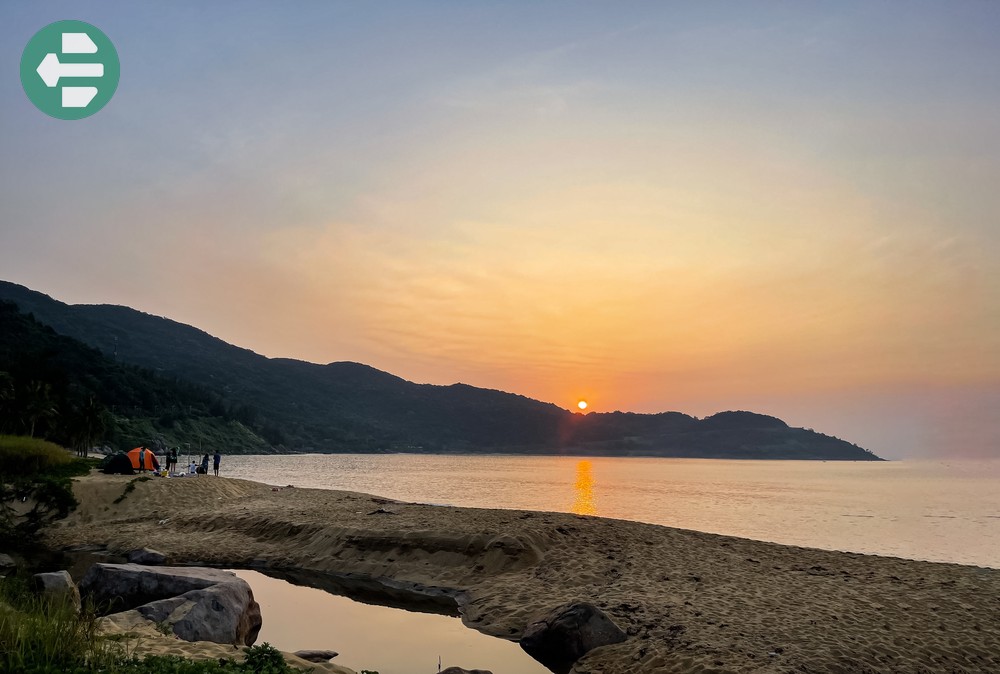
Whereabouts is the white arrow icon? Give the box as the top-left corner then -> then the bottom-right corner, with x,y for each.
22,24 -> 117,117
36,52 -> 104,88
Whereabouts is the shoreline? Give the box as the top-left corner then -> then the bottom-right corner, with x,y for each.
217,454 -> 999,570
44,472 -> 1000,673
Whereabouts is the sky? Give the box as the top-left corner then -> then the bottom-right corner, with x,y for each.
2,2 -> 999,459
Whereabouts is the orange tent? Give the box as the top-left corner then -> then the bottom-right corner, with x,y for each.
127,446 -> 160,471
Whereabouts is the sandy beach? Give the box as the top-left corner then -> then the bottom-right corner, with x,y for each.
44,472 -> 1000,673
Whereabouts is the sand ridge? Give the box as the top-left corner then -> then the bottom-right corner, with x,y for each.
47,472 -> 1000,673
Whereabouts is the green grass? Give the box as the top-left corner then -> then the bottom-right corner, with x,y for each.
0,435 -> 94,548
113,476 -> 152,505
0,435 -> 74,478
113,416 -> 270,456
0,576 -> 122,674
0,577 -> 312,673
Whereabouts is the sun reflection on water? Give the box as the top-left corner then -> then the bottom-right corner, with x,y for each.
572,459 -> 597,516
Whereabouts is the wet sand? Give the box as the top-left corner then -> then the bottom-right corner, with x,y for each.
46,472 -> 1000,673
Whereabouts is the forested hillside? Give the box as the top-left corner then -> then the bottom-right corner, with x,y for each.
0,281 -> 881,459
0,301 -> 270,453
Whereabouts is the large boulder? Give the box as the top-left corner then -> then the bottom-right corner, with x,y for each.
32,570 -> 81,612
80,564 -> 261,646
80,563 -> 238,613
520,602 -> 627,674
0,553 -> 15,573
134,582 -> 262,645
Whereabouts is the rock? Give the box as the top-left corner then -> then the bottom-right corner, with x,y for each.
32,570 -> 81,612
80,564 -> 261,646
440,668 -> 494,674
80,563 -> 238,612
520,602 -> 627,674
293,650 -> 340,662
0,553 -> 15,570
134,582 -> 262,646
127,548 -> 167,565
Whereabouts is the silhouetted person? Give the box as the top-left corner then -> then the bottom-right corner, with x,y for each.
200,453 -> 209,476
213,450 -> 221,477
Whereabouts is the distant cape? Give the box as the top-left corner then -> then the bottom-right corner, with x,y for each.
0,280 -> 882,460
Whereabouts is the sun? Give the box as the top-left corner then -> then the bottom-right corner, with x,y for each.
577,400 -> 588,410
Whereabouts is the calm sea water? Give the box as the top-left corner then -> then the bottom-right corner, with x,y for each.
230,570 -> 547,674
219,455 -> 1000,569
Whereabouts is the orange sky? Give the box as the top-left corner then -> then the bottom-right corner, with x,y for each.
3,3 -> 999,458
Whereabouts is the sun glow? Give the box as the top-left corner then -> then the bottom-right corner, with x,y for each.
577,400 -> 588,410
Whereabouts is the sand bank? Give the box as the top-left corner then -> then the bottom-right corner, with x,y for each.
45,472 -> 1000,673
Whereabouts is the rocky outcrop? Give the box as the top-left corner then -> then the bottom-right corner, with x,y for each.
127,547 -> 167,565
293,650 -> 339,663
134,581 -> 261,645
80,563 -> 238,612
0,553 -> 15,573
81,564 -> 261,646
32,570 -> 81,611
520,602 -> 627,674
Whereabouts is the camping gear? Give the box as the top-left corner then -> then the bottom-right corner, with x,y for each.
127,446 -> 160,471
101,453 -> 135,475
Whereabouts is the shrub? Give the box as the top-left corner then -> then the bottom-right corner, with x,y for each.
1,578 -> 312,673
113,476 -> 152,505
0,436 -> 91,548
0,576 -> 125,674
0,435 -> 72,479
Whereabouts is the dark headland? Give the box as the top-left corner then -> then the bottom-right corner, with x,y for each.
0,280 -> 880,460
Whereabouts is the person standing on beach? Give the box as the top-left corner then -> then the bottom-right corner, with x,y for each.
167,447 -> 177,474
138,446 -> 147,473
213,450 -> 221,477
200,453 -> 209,476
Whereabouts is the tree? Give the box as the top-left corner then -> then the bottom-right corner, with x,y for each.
0,372 -> 13,434
69,396 -> 110,457
23,380 -> 57,438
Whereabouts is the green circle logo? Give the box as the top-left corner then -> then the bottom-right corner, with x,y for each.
20,20 -> 120,120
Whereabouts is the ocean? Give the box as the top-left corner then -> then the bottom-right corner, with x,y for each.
217,454 -> 1000,569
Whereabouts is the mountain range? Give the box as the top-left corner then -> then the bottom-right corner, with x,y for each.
0,280 -> 881,459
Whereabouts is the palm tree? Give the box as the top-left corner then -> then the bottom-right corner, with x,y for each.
0,372 -> 14,434
71,396 -> 110,457
24,381 -> 58,438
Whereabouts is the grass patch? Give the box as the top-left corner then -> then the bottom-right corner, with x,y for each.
113,476 -> 152,505
0,435 -> 94,548
1,577 -> 312,673
0,435 -> 74,478
0,575 -> 125,673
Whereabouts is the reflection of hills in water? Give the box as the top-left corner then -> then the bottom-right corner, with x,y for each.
572,459 -> 597,516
